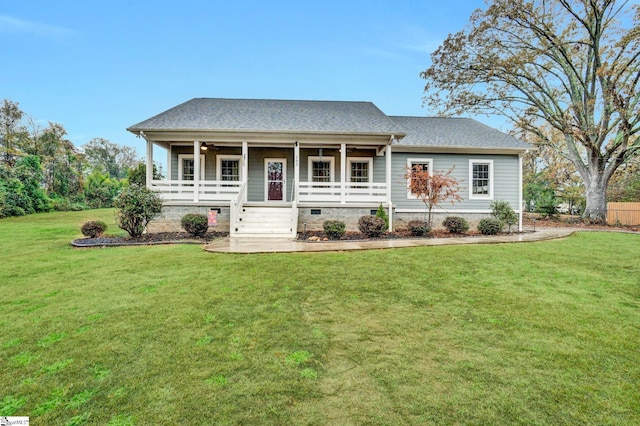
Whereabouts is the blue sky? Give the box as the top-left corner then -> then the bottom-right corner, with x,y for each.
3,0 -> 487,158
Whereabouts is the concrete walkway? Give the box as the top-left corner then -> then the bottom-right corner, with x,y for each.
203,227 -> 583,254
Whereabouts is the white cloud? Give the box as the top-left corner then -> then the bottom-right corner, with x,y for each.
0,14 -> 78,38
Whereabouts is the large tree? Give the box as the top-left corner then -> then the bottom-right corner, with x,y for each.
421,0 -> 640,222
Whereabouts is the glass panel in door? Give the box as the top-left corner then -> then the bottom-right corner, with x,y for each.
267,160 -> 285,201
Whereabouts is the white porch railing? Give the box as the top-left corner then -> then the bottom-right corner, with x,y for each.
298,182 -> 388,203
151,180 -> 388,205
151,180 -> 243,202
230,180 -> 248,237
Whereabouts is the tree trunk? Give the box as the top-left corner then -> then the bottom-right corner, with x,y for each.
583,177 -> 608,224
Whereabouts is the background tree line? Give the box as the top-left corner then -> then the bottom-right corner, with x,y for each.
0,99 -> 161,218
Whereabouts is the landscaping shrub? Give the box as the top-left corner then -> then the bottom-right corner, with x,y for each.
442,216 -> 469,234
323,220 -> 346,240
375,204 -> 389,230
81,221 -> 107,238
491,200 -> 518,224
358,215 -> 386,238
407,220 -> 431,236
478,218 -> 504,235
181,213 -> 209,237
113,185 -> 163,237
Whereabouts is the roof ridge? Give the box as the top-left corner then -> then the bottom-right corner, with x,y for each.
191,97 -> 373,104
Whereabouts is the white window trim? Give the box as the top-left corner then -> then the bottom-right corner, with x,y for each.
406,158 -> 433,199
177,154 -> 205,181
216,155 -> 242,181
347,157 -> 373,183
307,156 -> 335,182
469,159 -> 494,200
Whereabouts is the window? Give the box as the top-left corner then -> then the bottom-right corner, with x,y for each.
406,158 -> 433,199
308,156 -> 335,183
348,158 -> 373,185
178,154 -> 205,181
469,160 -> 493,199
216,155 -> 242,182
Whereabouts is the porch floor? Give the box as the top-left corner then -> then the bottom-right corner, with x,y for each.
203,227 -> 579,254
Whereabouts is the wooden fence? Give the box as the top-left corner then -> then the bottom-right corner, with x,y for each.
607,202 -> 640,225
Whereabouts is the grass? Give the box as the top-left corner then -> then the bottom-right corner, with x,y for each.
0,209 -> 639,424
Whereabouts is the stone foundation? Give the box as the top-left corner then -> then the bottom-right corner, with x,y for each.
147,205 -> 231,233
393,212 -> 492,231
297,206 -> 382,231
147,204 -> 500,234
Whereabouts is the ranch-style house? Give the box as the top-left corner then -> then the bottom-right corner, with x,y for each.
127,98 -> 531,238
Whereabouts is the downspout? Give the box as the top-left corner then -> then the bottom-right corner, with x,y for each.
519,151 -> 525,232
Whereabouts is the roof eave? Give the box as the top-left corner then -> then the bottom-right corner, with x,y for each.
392,145 -> 533,154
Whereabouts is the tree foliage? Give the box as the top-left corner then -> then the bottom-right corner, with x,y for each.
0,98 -> 145,218
83,137 -> 139,180
607,155 -> 640,201
522,126 -> 586,213
422,0 -> 640,222
404,166 -> 462,225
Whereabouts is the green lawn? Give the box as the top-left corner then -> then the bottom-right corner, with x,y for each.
1,210 -> 639,425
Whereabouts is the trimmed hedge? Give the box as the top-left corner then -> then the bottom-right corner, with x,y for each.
358,215 -> 386,238
81,221 -> 107,238
323,220 -> 346,240
442,216 -> 469,234
181,213 -> 209,237
478,218 -> 504,235
407,220 -> 431,236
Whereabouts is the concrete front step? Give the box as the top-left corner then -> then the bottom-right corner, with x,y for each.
232,206 -> 297,238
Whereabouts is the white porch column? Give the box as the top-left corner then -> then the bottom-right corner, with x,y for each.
242,141 -> 248,199
294,141 -> 300,200
193,140 -> 200,203
386,144 -> 393,231
166,148 -> 171,181
340,143 -> 346,204
145,138 -> 153,189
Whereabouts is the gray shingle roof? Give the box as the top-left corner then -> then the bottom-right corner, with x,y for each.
389,116 -> 531,150
128,98 -> 403,135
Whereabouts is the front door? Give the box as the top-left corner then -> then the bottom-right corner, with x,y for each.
265,158 -> 286,201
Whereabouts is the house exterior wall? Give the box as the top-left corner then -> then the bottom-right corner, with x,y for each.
156,146 -> 522,234
170,146 -> 241,180
391,152 -> 521,212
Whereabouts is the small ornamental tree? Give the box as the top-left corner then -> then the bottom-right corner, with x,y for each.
404,166 -> 462,226
113,185 -> 163,237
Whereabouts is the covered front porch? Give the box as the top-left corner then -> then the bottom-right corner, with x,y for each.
142,137 -> 396,235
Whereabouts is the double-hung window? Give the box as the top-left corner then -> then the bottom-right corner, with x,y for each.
348,158 -> 373,188
178,154 -> 205,181
469,160 -> 493,199
217,155 -> 242,183
406,158 -> 433,199
308,156 -> 335,183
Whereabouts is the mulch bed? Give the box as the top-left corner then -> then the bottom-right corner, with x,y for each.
299,229 -> 488,241
72,219 -> 638,247
71,231 -> 229,247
